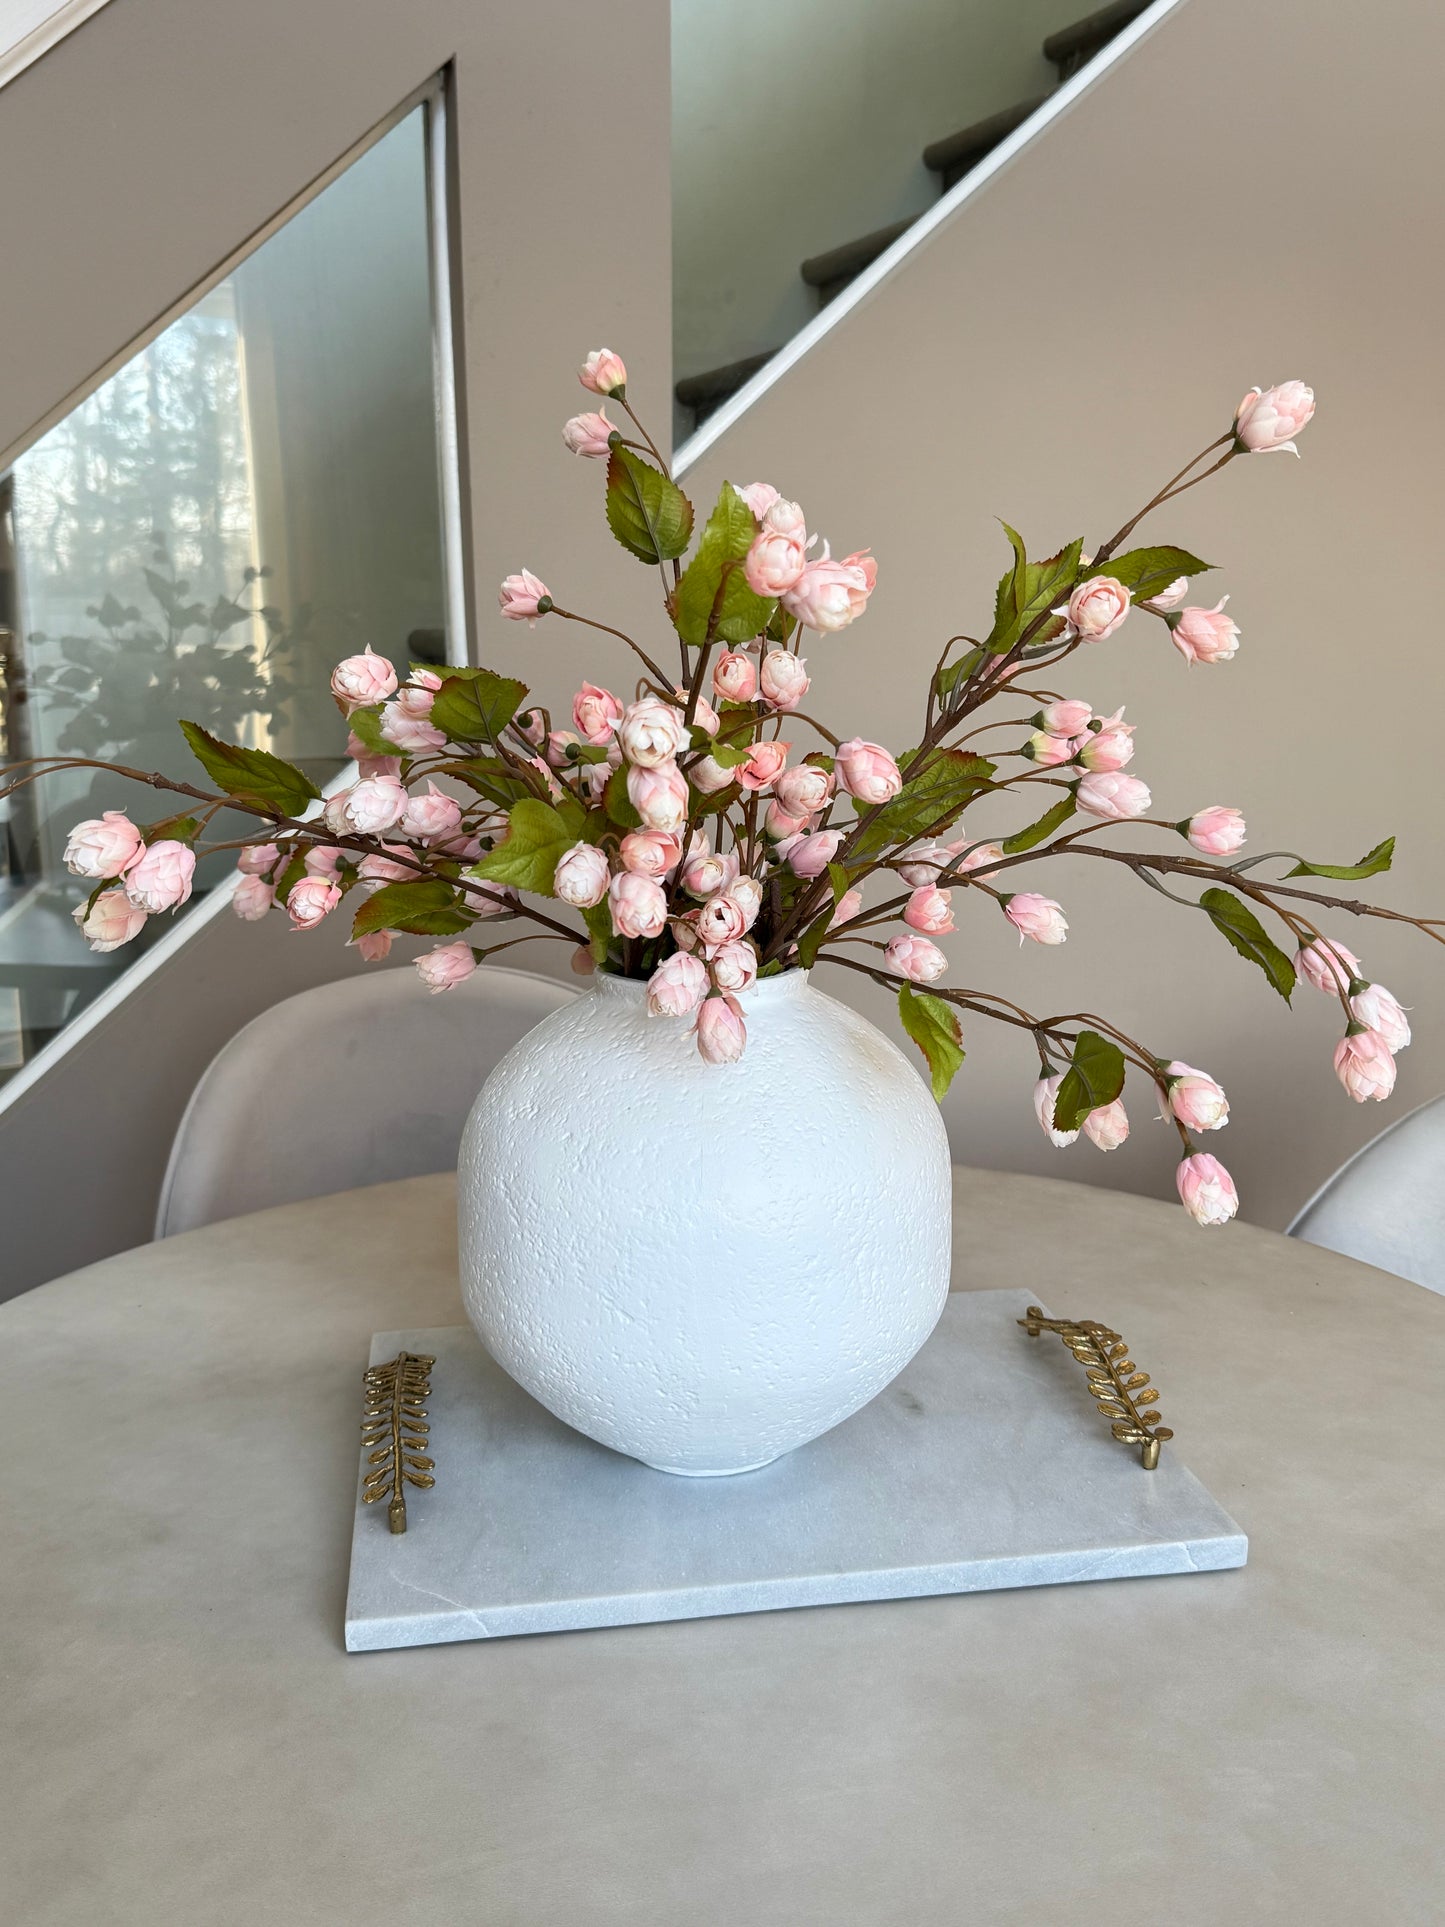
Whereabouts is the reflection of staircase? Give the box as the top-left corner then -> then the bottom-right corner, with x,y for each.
675,0 -> 1152,433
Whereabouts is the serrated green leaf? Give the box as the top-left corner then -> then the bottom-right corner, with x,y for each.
826,861 -> 852,907
853,749 -> 995,856
468,798 -> 576,895
1052,1029 -> 1126,1133
605,447 -> 694,565
1284,836 -> 1394,882
1100,544 -> 1212,602
1199,886 -> 1295,1002
178,720 -> 320,816
673,482 -> 775,646
1002,796 -> 1075,855
897,983 -> 965,1101
351,878 -> 473,938
705,735 -> 752,770
603,764 -> 642,829
346,704 -> 394,757
273,852 -> 307,903
582,899 -> 613,964
142,812 -> 201,845
985,528 -> 1084,654
429,666 -> 529,745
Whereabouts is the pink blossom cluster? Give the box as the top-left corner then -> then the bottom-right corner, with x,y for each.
1295,936 -> 1411,1102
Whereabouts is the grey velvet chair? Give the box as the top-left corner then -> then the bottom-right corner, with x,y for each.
155,964 -> 577,1237
1286,1094 -> 1445,1295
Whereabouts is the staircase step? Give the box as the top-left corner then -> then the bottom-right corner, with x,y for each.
1042,0 -> 1153,77
922,94 -> 1051,191
674,349 -> 778,422
799,217 -> 915,305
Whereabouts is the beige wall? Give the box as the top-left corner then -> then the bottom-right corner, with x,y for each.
681,0 -> 1445,1230
0,0 -> 670,1295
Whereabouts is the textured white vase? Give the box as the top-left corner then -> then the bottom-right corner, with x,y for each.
457,969 -> 952,1475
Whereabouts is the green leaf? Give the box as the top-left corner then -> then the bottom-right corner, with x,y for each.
178,720 -> 321,816
351,878 -> 473,938
346,704 -> 394,757
672,482 -> 774,645
142,811 -> 201,845
854,749 -> 996,855
1001,796 -> 1075,855
582,900 -> 614,965
468,798 -> 576,895
704,735 -> 752,770
934,647 -> 983,704
1100,545 -> 1212,603
897,984 -> 965,1101
603,764 -> 642,830
1199,886 -> 1295,1002
1052,1030 -> 1127,1133
429,666 -> 529,745
605,447 -> 694,565
1284,837 -> 1394,881
272,852 -> 307,903
440,756 -> 535,808
826,861 -> 852,906
985,527 -> 1084,654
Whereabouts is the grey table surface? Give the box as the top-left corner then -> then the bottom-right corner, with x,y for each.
3,1168 -> 1443,1926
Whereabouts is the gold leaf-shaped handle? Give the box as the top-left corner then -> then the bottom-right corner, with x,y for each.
1019,1309 -> 1172,1469
360,1351 -> 438,1532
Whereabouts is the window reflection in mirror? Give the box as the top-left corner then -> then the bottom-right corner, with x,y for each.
0,99 -> 451,1085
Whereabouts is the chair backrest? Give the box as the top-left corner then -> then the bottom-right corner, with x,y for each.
155,964 -> 578,1237
1286,1093 -> 1445,1295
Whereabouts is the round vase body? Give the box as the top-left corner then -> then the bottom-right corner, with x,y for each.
457,970 -> 952,1475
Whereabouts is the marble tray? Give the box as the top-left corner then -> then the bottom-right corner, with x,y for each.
345,1289 -> 1246,1650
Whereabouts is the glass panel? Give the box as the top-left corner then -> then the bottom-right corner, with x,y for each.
0,99 -> 451,1086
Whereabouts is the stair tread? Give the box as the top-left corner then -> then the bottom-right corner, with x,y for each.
799,217 -> 916,290
922,94 -> 1051,174
1042,0 -> 1152,66
674,349 -> 777,410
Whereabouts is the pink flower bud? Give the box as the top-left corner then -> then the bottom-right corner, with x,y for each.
689,755 -> 735,796
608,870 -> 668,939
416,942 -> 477,992
237,841 -> 280,876
1234,381 -> 1314,455
765,803 -> 807,842
1143,577 -> 1189,613
579,348 -> 626,396
401,781 -> 463,842
358,845 -> 416,884
731,876 -> 763,927
710,940 -> 758,993
330,645 -> 397,713
1349,982 -> 1411,1054
554,842 -> 611,907
339,775 -> 409,835
681,846 -> 739,899
285,874 -> 341,930
952,841 -> 1004,876
647,951 -> 709,1017
904,886 -> 954,934
1065,576 -> 1131,642
897,843 -> 952,887
1025,729 -> 1080,768
63,810 -> 144,880
1186,806 -> 1246,856
1176,1152 -> 1239,1226
885,931 -> 947,983
780,545 -> 876,632
1033,1074 -> 1080,1147
738,739 -> 789,793
232,874 -> 276,921
759,649 -> 809,710
829,887 -> 864,929
1333,1028 -> 1398,1102
696,893 -> 748,949
619,830 -> 681,878
1170,598 -> 1239,666
773,763 -> 833,819
73,886 -> 148,951
784,828 -> 843,878
570,944 -> 596,976
1005,893 -> 1068,945
627,761 -> 689,834
835,737 -> 902,806
353,930 -> 393,962
516,709 -> 546,747
1038,698 -> 1093,737
1076,770 -> 1152,821
545,730 -> 580,770
124,840 -> 196,913
735,482 -> 779,520
1077,708 -> 1135,772
1165,1061 -> 1230,1132
695,994 -> 747,1064
391,670 -> 441,723
1295,937 -> 1361,994
1083,1098 -> 1130,1151
561,408 -> 616,458
713,651 -> 758,703
304,845 -> 344,877
498,570 -> 552,624
379,702 -> 446,753
571,681 -> 623,746
744,498 -> 810,597
616,698 -> 689,769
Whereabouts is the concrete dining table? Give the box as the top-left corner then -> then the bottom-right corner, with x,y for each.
4,1166 -> 1443,1925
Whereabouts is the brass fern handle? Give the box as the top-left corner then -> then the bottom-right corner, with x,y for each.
361,1351 -> 437,1532
1019,1309 -> 1174,1469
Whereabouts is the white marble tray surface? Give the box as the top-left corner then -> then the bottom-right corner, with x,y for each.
345,1288 -> 1246,1650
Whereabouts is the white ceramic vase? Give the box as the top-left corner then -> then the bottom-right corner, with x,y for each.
457,969 -> 952,1475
